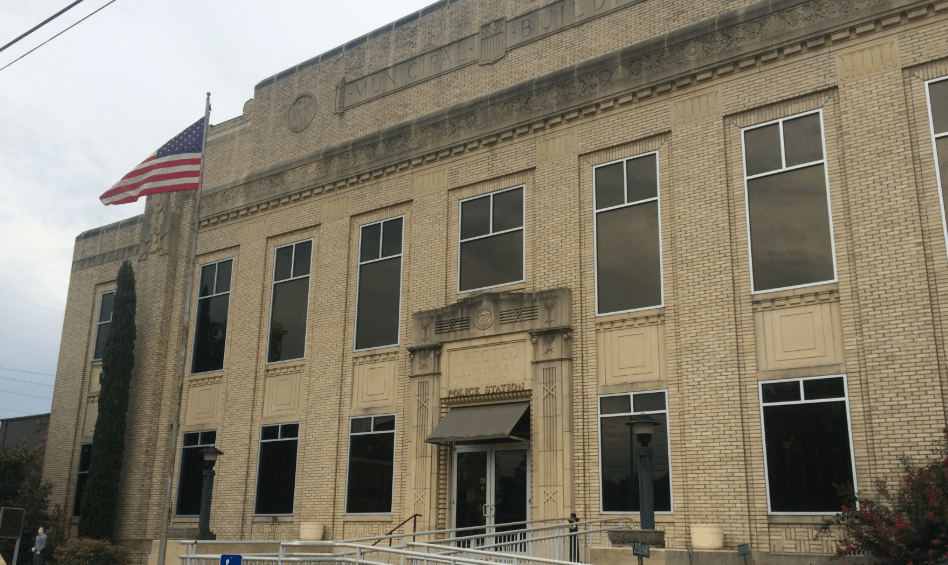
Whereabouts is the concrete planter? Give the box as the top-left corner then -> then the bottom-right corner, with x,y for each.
607,528 -> 666,548
689,524 -> 724,550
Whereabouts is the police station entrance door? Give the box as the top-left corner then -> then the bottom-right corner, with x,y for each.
453,444 -> 529,545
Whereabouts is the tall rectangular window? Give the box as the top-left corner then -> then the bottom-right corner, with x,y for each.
598,390 -> 672,513
72,443 -> 92,516
92,291 -> 115,361
742,111 -> 836,292
175,430 -> 217,516
594,153 -> 662,314
927,78 -> 948,247
458,187 -> 524,292
345,415 -> 396,514
267,240 -> 312,363
355,218 -> 403,350
254,423 -> 298,515
192,259 -> 232,373
760,375 -> 856,513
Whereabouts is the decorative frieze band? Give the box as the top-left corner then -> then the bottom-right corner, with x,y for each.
752,289 -> 840,312
188,374 -> 223,387
597,312 -> 665,331
354,351 -> 399,365
72,244 -> 140,272
199,0 -> 937,225
264,362 -> 306,377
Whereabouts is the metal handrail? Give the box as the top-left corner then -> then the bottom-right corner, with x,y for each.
372,513 -> 422,546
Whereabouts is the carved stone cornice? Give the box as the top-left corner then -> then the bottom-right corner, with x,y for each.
196,0 -> 937,225
353,350 -> 399,364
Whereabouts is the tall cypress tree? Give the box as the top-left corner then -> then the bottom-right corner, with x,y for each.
79,260 -> 136,540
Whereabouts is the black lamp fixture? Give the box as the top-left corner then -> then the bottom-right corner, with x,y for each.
197,447 -> 223,541
625,415 -> 662,530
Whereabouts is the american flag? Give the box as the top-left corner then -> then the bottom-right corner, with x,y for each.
99,117 -> 206,205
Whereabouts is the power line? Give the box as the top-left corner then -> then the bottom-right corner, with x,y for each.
0,0 -> 86,55
0,366 -> 55,377
0,389 -> 52,400
0,375 -> 54,388
0,0 -> 119,74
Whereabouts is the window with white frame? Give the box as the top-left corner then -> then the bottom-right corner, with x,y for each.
927,77 -> 948,246
345,414 -> 396,514
598,390 -> 672,513
92,291 -> 115,361
175,430 -> 217,515
458,187 -> 524,292
355,218 -> 403,350
267,240 -> 312,363
594,153 -> 662,314
760,375 -> 856,513
192,259 -> 233,373
254,423 -> 299,515
72,443 -> 92,517
742,111 -> 836,292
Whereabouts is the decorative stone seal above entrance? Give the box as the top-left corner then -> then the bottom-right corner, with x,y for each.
411,288 -> 571,346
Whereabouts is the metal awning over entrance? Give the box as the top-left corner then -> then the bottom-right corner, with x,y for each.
425,402 -> 529,444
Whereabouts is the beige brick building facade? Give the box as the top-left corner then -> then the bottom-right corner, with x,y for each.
45,0 -> 948,562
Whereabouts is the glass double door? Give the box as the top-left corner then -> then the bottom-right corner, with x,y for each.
454,445 -> 529,540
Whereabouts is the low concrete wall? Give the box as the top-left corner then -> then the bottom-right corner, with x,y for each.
590,545 -> 868,565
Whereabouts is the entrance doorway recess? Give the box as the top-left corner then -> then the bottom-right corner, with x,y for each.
453,444 -> 529,544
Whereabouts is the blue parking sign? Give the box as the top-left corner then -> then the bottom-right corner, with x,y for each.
221,555 -> 242,565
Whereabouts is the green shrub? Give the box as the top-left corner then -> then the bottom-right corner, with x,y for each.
52,538 -> 130,565
818,428 -> 948,564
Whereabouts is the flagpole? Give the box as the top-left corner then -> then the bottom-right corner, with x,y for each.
157,92 -> 211,565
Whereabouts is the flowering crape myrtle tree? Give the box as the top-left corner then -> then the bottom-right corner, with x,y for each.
818,429 -> 948,565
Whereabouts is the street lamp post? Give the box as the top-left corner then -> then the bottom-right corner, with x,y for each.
626,416 -> 661,530
197,447 -> 223,541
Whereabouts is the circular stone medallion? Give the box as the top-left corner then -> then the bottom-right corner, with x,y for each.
474,307 -> 494,330
287,94 -> 317,133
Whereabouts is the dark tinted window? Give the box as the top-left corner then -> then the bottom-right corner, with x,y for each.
626,154 -> 658,202
176,430 -> 216,515
744,124 -> 782,176
255,423 -> 299,515
600,408 -> 671,513
346,415 -> 396,514
600,395 -> 631,415
595,154 -> 661,315
356,218 -> 403,350
762,379 -> 854,512
596,202 -> 661,313
459,231 -> 523,291
595,162 -> 624,210
92,291 -> 115,361
744,113 -> 834,292
459,188 -> 525,292
783,114 -> 824,167
192,259 -> 233,374
268,241 -> 312,363
747,165 -> 834,290
803,376 -> 845,400
761,381 -> 800,403
930,79 -> 948,135
73,444 -> 92,516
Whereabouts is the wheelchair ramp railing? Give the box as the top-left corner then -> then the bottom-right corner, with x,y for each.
180,517 -> 634,565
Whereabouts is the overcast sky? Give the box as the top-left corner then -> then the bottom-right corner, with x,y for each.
0,0 -> 437,421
